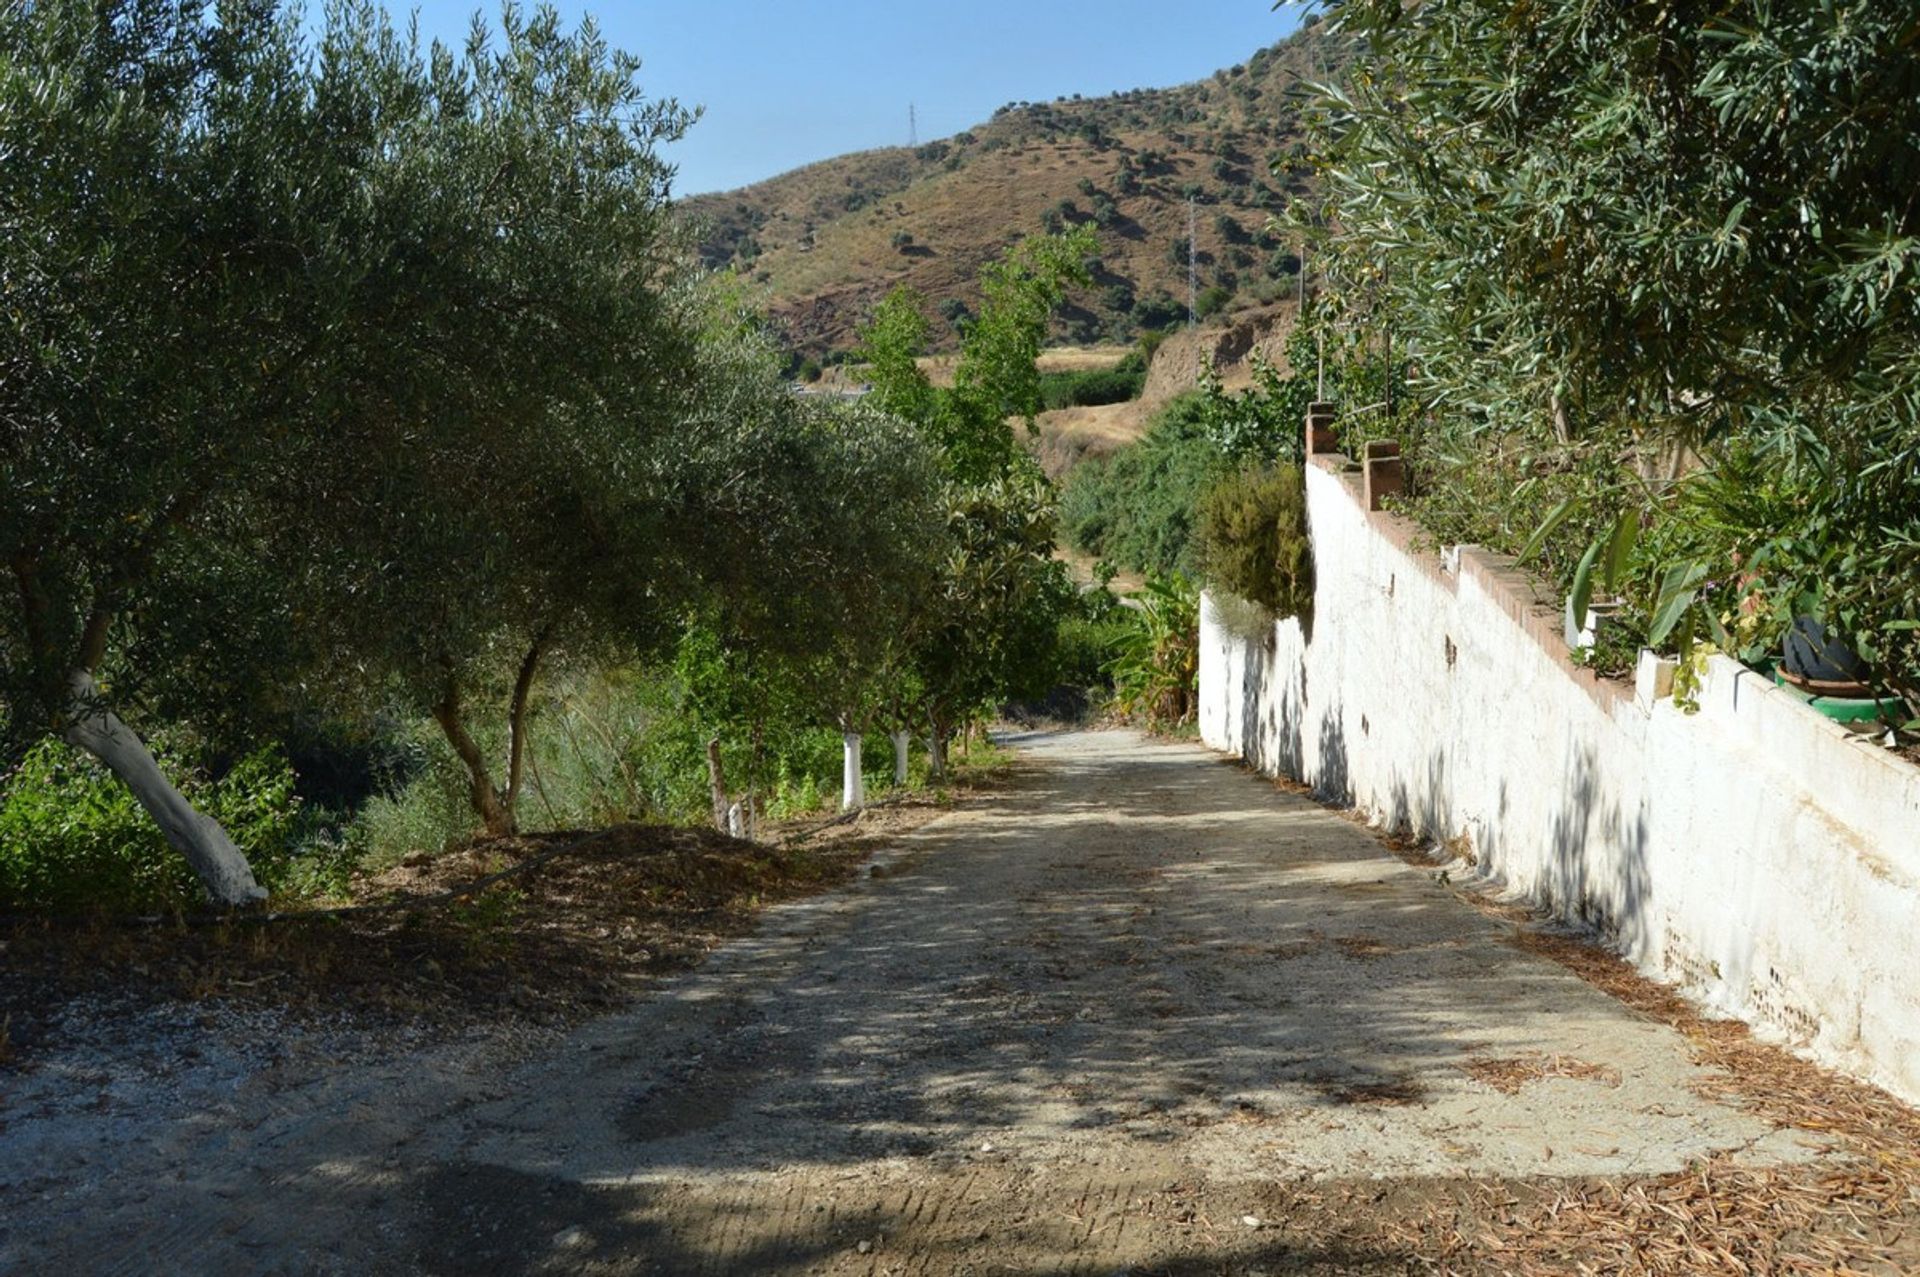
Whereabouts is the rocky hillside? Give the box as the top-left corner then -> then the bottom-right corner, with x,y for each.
681,20 -> 1348,357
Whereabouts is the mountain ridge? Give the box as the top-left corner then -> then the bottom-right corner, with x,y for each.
682,19 -> 1347,358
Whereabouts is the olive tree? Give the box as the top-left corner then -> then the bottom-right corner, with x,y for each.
267,5 -> 701,839
1300,0 -> 1920,702
0,0 -> 697,897
672,333 -> 946,811
854,229 -> 1094,770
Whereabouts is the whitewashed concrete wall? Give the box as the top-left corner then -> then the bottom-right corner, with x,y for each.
1200,458 -> 1920,1103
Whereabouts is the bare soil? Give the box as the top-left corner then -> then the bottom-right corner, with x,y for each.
0,797 -> 971,1058
4,730 -> 1917,1275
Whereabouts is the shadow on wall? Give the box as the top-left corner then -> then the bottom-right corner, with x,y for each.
1238,622 -> 1268,766
1540,744 -> 1652,954
1384,745 -> 1453,844
1316,700 -> 1352,807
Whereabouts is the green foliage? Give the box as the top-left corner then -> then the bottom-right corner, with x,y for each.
1108,575 -> 1200,731
852,232 -> 1098,739
1304,0 -> 1920,708
855,289 -> 941,424
0,0 -> 724,879
1196,464 -> 1313,619
916,473 -> 1082,730
942,226 -> 1099,482
0,741 -> 302,911
1038,352 -> 1147,410
1061,395 -> 1226,577
860,230 -> 1101,484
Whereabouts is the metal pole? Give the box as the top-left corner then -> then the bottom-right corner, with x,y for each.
1187,195 -> 1198,328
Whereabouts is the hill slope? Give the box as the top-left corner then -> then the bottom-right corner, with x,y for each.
681,21 -> 1347,357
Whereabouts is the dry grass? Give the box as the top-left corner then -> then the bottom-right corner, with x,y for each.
1460,1051 -> 1622,1095
1029,399 -> 1156,477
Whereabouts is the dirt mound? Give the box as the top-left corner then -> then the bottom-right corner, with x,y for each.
1139,299 -> 1300,410
0,811 -> 954,1062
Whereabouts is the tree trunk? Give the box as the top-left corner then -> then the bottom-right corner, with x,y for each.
63,672 -> 266,907
890,729 -> 911,786
432,680 -> 513,837
841,730 -> 866,811
927,714 -> 949,784
503,632 -> 549,816
706,737 -> 730,833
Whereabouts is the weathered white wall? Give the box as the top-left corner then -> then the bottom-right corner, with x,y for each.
1200,459 -> 1920,1103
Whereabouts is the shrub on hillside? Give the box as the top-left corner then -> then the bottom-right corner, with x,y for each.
1039,352 -> 1147,410
1060,395 -> 1224,577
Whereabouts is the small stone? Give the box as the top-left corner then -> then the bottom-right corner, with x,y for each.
552,1226 -> 587,1249
856,1239 -> 873,1254
980,1141 -> 994,1152
1241,1215 -> 1263,1229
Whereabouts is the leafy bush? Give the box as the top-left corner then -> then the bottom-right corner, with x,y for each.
1134,291 -> 1186,330
0,740 -> 302,911
1060,395 -> 1225,577
1109,575 -> 1200,730
1197,463 -> 1313,618
1308,0 -> 1920,712
1038,352 -> 1147,410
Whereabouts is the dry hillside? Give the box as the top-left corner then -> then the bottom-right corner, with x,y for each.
682,20 -> 1348,357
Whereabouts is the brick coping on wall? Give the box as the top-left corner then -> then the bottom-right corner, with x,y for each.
1309,451 -> 1635,713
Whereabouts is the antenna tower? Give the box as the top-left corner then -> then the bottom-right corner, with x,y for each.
909,103 -> 918,147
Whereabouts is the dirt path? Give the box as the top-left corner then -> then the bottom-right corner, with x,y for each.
0,730 -> 1872,1274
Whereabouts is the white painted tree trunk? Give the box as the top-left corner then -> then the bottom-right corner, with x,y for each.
62,672 -> 267,907
890,730 -> 911,785
841,730 -> 866,811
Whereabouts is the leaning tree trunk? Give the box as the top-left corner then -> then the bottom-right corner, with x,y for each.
63,672 -> 267,907
429,634 -> 550,840
840,730 -> 866,811
431,681 -> 514,837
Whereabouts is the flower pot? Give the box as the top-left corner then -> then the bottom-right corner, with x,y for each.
1780,616 -> 1874,699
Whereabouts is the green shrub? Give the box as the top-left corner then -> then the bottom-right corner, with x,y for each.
1195,284 -> 1233,318
1054,614 -> 1133,691
1038,352 -> 1147,410
1196,462 -> 1314,618
1060,395 -> 1224,576
1108,574 -> 1200,730
0,739 -> 302,911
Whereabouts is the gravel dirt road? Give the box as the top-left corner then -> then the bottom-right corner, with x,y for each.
0,729 -> 1866,1274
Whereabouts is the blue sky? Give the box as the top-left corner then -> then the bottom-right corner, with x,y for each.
396,1 -> 1308,195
